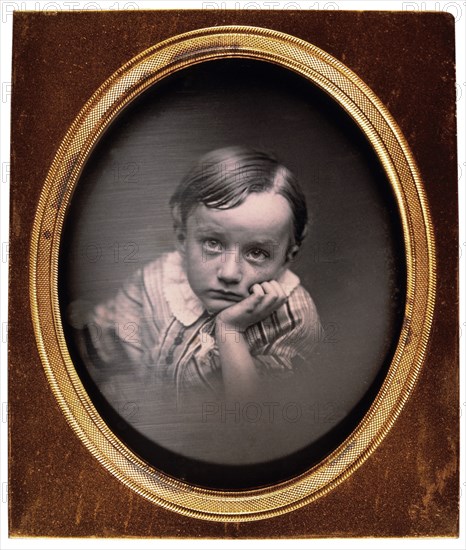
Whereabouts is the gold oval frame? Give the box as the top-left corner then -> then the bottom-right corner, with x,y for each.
30,26 -> 436,522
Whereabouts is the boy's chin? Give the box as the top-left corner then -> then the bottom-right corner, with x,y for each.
202,299 -> 236,315
204,304 -> 229,315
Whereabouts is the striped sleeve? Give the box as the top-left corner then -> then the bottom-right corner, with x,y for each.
247,285 -> 321,378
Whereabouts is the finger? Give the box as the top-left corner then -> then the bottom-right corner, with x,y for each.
269,280 -> 287,301
250,283 -> 265,297
259,281 -> 287,312
240,285 -> 265,311
260,281 -> 276,295
260,282 -> 280,306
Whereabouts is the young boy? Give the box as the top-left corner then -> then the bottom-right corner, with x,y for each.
79,146 -> 320,405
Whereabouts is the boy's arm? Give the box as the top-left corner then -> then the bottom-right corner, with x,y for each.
67,269 -> 147,377
214,281 -> 288,401
214,326 -> 261,401
215,283 -> 320,400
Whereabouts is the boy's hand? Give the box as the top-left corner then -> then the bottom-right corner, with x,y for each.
216,280 -> 287,333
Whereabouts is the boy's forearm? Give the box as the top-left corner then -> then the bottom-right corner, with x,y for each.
215,321 -> 261,401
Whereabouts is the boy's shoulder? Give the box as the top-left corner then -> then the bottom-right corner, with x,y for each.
128,251 -> 181,312
142,250 -> 178,275
276,268 -> 320,328
140,251 -> 184,291
277,267 -> 300,298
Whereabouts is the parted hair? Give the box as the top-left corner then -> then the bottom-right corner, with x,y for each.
170,146 -> 308,250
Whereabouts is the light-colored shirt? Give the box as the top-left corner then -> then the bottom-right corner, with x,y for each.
85,251 -> 320,400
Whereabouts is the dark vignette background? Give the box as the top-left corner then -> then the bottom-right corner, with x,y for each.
59,59 -> 405,490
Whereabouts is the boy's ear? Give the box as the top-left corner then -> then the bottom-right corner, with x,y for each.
285,244 -> 300,264
175,226 -> 186,255
276,245 -> 300,279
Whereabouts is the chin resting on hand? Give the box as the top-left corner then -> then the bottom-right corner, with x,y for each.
215,280 -> 287,333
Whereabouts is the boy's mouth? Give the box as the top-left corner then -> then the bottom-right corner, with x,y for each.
208,289 -> 243,302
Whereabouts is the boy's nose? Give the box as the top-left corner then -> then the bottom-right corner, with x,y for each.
217,254 -> 242,284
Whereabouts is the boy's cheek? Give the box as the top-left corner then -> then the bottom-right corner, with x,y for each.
274,264 -> 287,281
248,264 -> 284,286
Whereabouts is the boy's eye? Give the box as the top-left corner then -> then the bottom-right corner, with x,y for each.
202,239 -> 223,253
245,248 -> 270,262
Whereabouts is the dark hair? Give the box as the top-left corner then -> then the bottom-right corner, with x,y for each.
170,146 -> 308,249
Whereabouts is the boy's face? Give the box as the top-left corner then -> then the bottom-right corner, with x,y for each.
179,192 -> 294,314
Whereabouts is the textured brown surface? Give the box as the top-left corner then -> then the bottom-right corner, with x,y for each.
9,10 -> 458,537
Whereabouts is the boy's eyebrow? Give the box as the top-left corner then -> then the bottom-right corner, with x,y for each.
193,223 -> 225,234
248,238 -> 281,247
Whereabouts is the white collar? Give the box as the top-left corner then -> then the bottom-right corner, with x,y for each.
161,250 -> 301,327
